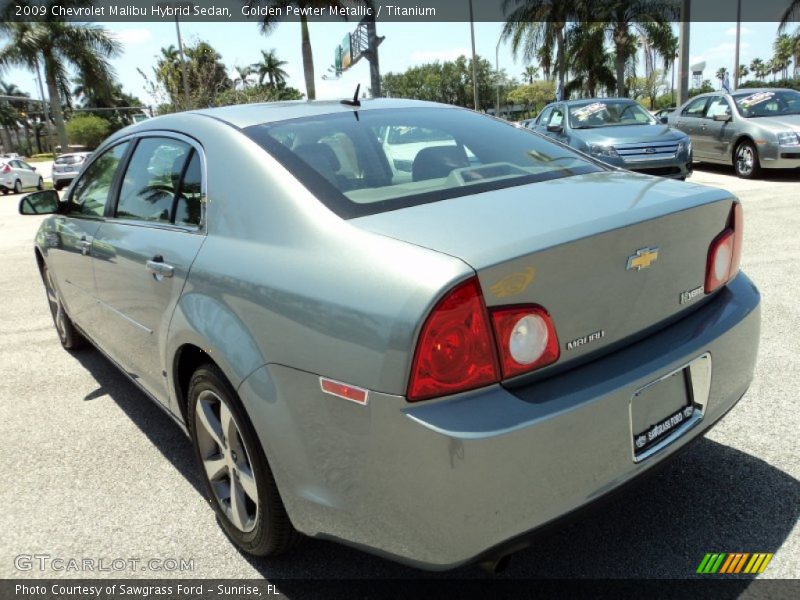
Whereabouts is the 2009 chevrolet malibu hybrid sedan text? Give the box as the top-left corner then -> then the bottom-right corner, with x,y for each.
19,99 -> 760,571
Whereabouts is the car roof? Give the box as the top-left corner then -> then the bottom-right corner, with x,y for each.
188,98 -> 456,129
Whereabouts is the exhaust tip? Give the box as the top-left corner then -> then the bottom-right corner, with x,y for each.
479,553 -> 512,575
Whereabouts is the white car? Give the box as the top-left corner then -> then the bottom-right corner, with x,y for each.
52,152 -> 92,190
0,158 -> 44,194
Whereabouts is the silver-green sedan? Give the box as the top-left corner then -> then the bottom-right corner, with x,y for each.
670,88 -> 800,178
18,99 -> 760,572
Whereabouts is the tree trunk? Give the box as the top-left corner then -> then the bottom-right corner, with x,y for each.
614,24 -> 627,97
44,58 -> 68,150
300,15 -> 315,100
555,25 -> 566,100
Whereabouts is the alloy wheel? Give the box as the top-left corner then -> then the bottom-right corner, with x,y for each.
194,390 -> 260,532
736,145 -> 754,177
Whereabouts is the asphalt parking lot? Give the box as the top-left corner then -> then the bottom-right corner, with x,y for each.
0,164 -> 798,584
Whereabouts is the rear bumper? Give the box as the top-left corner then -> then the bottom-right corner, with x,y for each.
52,172 -> 78,185
238,273 -> 760,570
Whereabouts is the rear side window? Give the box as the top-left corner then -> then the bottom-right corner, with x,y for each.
245,107 -> 601,218
117,138 -> 191,223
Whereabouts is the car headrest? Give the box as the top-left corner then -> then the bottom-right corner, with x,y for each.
293,143 -> 341,174
412,145 -> 469,181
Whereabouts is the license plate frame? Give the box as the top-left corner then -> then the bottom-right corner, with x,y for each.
630,353 -> 712,463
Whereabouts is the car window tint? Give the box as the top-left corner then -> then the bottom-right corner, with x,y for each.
69,142 -> 129,218
682,97 -> 709,117
705,97 -> 731,118
117,138 -> 190,223
246,107 -> 602,218
174,151 -> 202,227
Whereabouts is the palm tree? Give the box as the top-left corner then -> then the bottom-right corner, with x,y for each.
749,58 -> 767,80
249,1 -> 361,100
773,33 -> 794,80
233,65 -> 253,90
0,10 -> 120,149
593,0 -> 678,97
780,1 -> 800,32
565,22 -> 616,98
737,64 -> 749,82
715,67 -> 728,89
251,49 -> 288,87
502,0 -> 578,100
522,65 -> 538,83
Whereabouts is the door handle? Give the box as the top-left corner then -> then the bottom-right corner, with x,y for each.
78,236 -> 92,256
146,255 -> 174,279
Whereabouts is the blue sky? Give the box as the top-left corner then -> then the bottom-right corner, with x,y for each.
1,20 -> 791,105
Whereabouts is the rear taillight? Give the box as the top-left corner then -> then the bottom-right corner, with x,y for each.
705,202 -> 743,293
407,278 -> 499,402
490,306 -> 560,378
1,164 -> 10,174
407,278 -> 560,401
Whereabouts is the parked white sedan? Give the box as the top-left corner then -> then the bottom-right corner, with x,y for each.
1,158 -> 44,194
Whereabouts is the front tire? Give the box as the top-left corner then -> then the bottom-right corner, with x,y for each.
13,179 -> 21,193
42,264 -> 86,350
37,177 -> 44,190
734,140 -> 761,179
188,364 -> 300,557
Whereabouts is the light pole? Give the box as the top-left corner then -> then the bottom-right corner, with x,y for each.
733,0 -> 741,89
468,0 -> 479,111
676,0 -> 691,105
495,37 -> 502,117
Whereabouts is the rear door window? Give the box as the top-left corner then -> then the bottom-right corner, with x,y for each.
116,138 -> 192,223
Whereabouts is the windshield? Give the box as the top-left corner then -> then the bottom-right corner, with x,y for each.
245,107 -> 602,218
568,101 -> 657,128
732,90 -> 800,118
55,154 -> 87,165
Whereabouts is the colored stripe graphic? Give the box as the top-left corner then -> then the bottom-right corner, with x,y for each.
698,552 -> 774,574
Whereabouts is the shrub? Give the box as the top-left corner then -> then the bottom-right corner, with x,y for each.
65,114 -> 111,149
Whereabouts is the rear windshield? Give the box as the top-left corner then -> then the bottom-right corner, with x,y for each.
55,155 -> 87,165
244,107 -> 602,218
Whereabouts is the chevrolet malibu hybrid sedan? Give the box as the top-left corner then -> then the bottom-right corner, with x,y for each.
532,98 -> 693,179
669,88 -> 800,178
19,99 -> 760,571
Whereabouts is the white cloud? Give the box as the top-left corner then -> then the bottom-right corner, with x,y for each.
725,26 -> 753,36
690,41 -> 751,69
112,28 -> 153,46
409,47 -> 471,63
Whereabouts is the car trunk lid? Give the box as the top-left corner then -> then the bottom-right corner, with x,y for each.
351,171 -> 735,375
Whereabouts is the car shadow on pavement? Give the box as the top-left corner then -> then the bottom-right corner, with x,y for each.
72,348 -> 798,584
72,349 -> 204,497
693,162 -> 800,182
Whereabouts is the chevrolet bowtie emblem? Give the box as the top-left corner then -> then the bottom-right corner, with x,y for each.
627,247 -> 659,271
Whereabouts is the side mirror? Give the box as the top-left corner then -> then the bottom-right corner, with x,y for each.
546,123 -> 563,133
19,190 -> 60,215
31,165 -> 37,172
713,113 -> 732,122
659,116 -> 669,124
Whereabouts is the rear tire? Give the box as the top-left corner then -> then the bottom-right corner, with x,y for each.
188,364 -> 301,557
13,179 -> 21,193
54,182 -> 63,191
42,264 -> 86,350
734,140 -> 761,179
